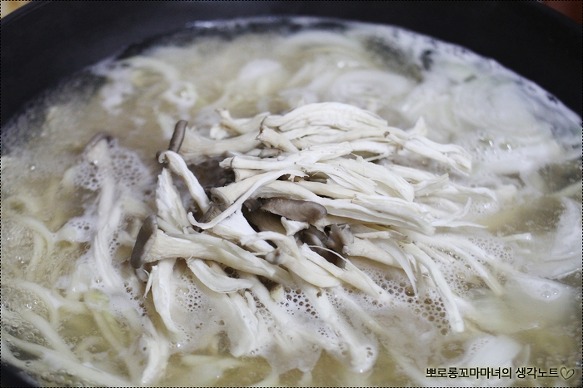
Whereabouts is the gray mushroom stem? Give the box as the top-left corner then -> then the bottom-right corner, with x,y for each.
131,215 -> 158,268
168,120 -> 187,153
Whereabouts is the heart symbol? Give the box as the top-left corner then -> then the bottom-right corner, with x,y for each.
559,366 -> 575,380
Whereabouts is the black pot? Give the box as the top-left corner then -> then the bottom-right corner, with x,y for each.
1,2 -> 581,387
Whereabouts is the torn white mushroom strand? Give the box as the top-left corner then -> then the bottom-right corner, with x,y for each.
134,102 -> 513,379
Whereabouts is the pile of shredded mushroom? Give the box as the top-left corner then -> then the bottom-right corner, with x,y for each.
128,102 -> 508,373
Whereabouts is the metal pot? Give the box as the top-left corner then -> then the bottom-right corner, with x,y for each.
1,2 -> 581,386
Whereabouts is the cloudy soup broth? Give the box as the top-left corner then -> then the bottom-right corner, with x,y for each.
1,18 -> 581,387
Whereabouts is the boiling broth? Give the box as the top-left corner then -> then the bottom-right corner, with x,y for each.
1,18 -> 581,386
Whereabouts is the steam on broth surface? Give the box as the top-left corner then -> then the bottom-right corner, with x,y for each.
1,18 -> 581,387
